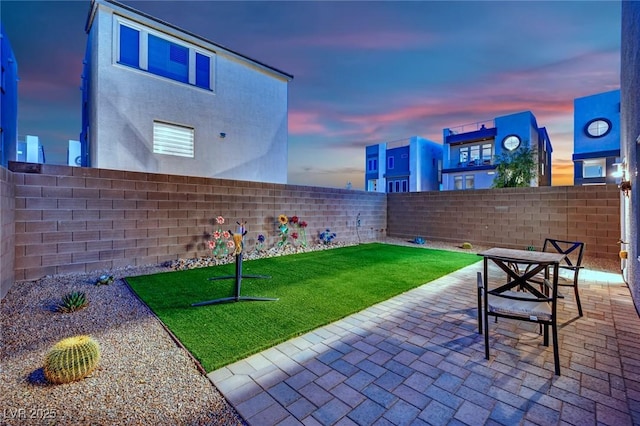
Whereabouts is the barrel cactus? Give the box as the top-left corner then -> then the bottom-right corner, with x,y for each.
461,242 -> 473,249
43,335 -> 101,384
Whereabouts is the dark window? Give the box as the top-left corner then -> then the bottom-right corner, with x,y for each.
148,34 -> 188,83
119,25 -> 140,68
195,52 -> 210,89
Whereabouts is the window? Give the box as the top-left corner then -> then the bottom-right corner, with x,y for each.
465,175 -> 475,189
454,175 -> 463,190
119,25 -> 140,68
583,159 -> 606,178
116,19 -> 213,90
153,121 -> 194,158
402,180 -> 408,192
470,145 -> 480,162
459,147 -> 469,164
388,181 -> 394,193
395,181 -> 400,192
585,119 -> 611,138
388,156 -> 394,169
148,34 -> 189,83
482,144 -> 492,162
502,135 -> 521,151
367,158 -> 377,172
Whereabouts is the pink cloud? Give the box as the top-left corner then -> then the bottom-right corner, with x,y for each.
289,111 -> 328,134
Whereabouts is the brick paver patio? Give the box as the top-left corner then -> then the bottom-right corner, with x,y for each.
208,262 -> 640,425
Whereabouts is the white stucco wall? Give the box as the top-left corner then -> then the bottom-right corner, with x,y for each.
87,2 -> 290,184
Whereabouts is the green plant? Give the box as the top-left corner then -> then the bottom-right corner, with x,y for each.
56,291 -> 88,313
461,242 -> 473,249
492,147 -> 536,188
526,245 -> 536,251
43,335 -> 101,384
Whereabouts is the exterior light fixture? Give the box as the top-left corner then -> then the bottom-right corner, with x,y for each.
613,160 -> 631,197
219,132 -> 226,139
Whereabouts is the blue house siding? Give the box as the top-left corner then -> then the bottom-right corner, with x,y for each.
573,89 -> 621,186
365,136 -> 441,193
442,111 -> 552,190
0,24 -> 19,167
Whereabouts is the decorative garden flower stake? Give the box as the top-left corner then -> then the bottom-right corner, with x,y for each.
209,216 -> 233,259
277,215 -> 289,247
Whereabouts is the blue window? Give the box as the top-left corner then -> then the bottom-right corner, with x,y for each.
117,21 -> 213,90
119,25 -> 140,68
367,158 -> 377,172
148,34 -> 188,83
388,156 -> 394,169
195,52 -> 210,89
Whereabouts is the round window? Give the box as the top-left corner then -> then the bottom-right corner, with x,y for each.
502,135 -> 521,151
585,119 -> 611,137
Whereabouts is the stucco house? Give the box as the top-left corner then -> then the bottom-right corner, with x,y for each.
572,89 -> 621,186
81,0 -> 293,183
365,136 -> 442,193
441,111 -> 552,191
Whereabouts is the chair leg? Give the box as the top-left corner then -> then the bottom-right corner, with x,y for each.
573,282 -> 583,317
552,322 -> 560,375
484,312 -> 490,360
543,324 -> 549,346
477,272 -> 483,334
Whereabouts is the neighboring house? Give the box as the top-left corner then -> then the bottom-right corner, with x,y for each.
16,135 -> 45,163
0,23 -> 19,168
441,111 -> 552,191
572,89 -> 621,186
82,0 -> 293,183
365,136 -> 442,193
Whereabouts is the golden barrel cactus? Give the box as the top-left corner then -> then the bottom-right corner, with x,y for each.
43,335 -> 101,384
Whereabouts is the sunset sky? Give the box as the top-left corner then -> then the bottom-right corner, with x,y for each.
1,0 -> 621,189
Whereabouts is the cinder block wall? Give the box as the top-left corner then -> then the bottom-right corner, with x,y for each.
11,164 -> 386,281
387,185 -> 621,269
1,166 -> 16,299
1,163 -> 622,298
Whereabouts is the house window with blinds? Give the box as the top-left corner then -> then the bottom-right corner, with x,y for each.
153,121 -> 194,158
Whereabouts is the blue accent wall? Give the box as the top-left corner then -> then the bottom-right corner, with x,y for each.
574,90 -> 621,155
0,23 -> 19,167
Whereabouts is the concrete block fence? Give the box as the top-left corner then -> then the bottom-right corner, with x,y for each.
0,163 -> 621,300
0,163 -> 386,298
387,185 -> 621,269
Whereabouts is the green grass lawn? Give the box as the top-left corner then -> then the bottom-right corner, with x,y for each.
125,243 -> 480,372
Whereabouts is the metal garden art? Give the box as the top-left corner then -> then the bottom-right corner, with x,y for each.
319,229 -> 337,245
208,216 -> 234,260
277,214 -> 308,247
192,219 -> 277,307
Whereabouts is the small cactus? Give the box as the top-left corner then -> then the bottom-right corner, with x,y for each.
43,335 -> 101,384
461,242 -> 473,250
56,291 -> 88,313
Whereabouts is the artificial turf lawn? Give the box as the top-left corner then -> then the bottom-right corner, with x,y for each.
125,243 -> 480,372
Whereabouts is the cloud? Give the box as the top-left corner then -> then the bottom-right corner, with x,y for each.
288,111 -> 329,135
288,30 -> 436,50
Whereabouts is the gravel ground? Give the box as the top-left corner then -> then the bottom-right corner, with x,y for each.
0,238 -> 616,425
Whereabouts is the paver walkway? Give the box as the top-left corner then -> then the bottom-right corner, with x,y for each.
208,263 -> 640,425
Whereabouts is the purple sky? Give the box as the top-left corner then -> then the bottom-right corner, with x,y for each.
2,0 -> 621,188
